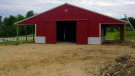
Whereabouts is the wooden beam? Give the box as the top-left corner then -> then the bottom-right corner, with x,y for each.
33,25 -> 34,42
120,24 -> 125,41
17,24 -> 19,43
25,25 -> 27,42
103,26 -> 106,36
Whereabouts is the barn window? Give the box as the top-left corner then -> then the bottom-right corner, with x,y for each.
64,9 -> 68,12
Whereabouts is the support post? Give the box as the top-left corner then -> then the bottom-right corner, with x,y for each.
33,25 -> 34,42
25,25 -> 27,42
120,24 -> 125,41
17,24 -> 19,43
103,26 -> 106,36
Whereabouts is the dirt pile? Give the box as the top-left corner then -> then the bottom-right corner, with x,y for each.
131,44 -> 135,48
100,55 -> 135,76
120,39 -> 135,48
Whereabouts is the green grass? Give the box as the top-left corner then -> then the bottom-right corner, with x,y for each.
106,31 -> 135,39
0,39 -> 34,45
0,34 -> 33,38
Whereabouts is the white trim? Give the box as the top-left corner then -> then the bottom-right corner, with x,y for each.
34,24 -> 46,44
88,37 -> 101,44
99,24 -> 101,37
15,3 -> 127,24
35,24 -> 36,37
35,36 -> 46,43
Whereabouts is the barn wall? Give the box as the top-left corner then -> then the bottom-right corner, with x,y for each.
76,20 -> 88,44
35,36 -> 46,43
46,21 -> 56,43
36,22 -> 45,36
35,24 -> 46,43
88,37 -> 101,44
17,4 -> 126,44
18,4 -> 125,38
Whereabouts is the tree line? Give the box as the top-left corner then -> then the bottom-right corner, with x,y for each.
0,11 -> 135,37
0,10 -> 35,37
105,17 -> 135,32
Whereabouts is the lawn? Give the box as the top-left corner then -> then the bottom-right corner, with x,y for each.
0,39 -> 34,44
106,31 -> 135,39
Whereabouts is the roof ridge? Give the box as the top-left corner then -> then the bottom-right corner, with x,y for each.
15,3 -> 127,24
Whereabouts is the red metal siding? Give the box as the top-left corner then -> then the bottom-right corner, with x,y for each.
46,21 -> 56,43
17,4 -> 126,40
76,20 -> 88,44
36,22 -> 45,36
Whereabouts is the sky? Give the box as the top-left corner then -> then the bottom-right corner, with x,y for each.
0,0 -> 135,20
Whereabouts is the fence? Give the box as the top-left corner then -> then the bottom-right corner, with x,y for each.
0,37 -> 34,42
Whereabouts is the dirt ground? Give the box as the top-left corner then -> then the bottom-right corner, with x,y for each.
0,39 -> 135,76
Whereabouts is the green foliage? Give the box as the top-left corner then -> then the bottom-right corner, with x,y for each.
3,17 -> 8,25
26,10 -> 34,18
125,27 -> 132,31
3,15 -> 16,26
121,17 -> 135,30
4,25 -> 17,36
106,17 -> 135,32
25,10 -> 35,34
0,16 -> 2,26
16,14 -> 26,35
107,27 -> 118,32
16,14 -> 25,21
0,10 -> 35,37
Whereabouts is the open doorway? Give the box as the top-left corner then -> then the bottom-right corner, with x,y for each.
56,21 -> 76,43
101,24 -> 125,44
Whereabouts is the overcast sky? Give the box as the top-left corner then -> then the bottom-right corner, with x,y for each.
0,0 -> 135,20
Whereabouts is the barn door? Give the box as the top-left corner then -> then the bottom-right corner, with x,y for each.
46,21 -> 56,43
76,20 -> 88,44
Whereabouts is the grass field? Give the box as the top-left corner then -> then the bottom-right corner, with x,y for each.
106,31 -> 135,39
0,39 -> 33,44
0,39 -> 135,76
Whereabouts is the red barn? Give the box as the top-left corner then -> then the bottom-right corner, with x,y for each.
16,3 -> 127,44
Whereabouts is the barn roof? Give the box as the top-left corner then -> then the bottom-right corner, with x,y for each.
15,3 -> 127,24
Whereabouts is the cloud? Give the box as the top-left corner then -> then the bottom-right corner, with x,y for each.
0,0 -> 135,20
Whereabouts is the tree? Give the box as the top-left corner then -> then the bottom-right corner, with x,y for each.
26,10 -> 35,34
121,17 -> 135,30
3,17 -> 8,25
0,16 -> 2,26
16,14 -> 26,35
0,16 -> 3,36
26,10 -> 34,18
128,17 -> 135,29
0,11 -> 36,37
3,15 -> 16,26
16,14 -> 25,21
8,15 -> 16,25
